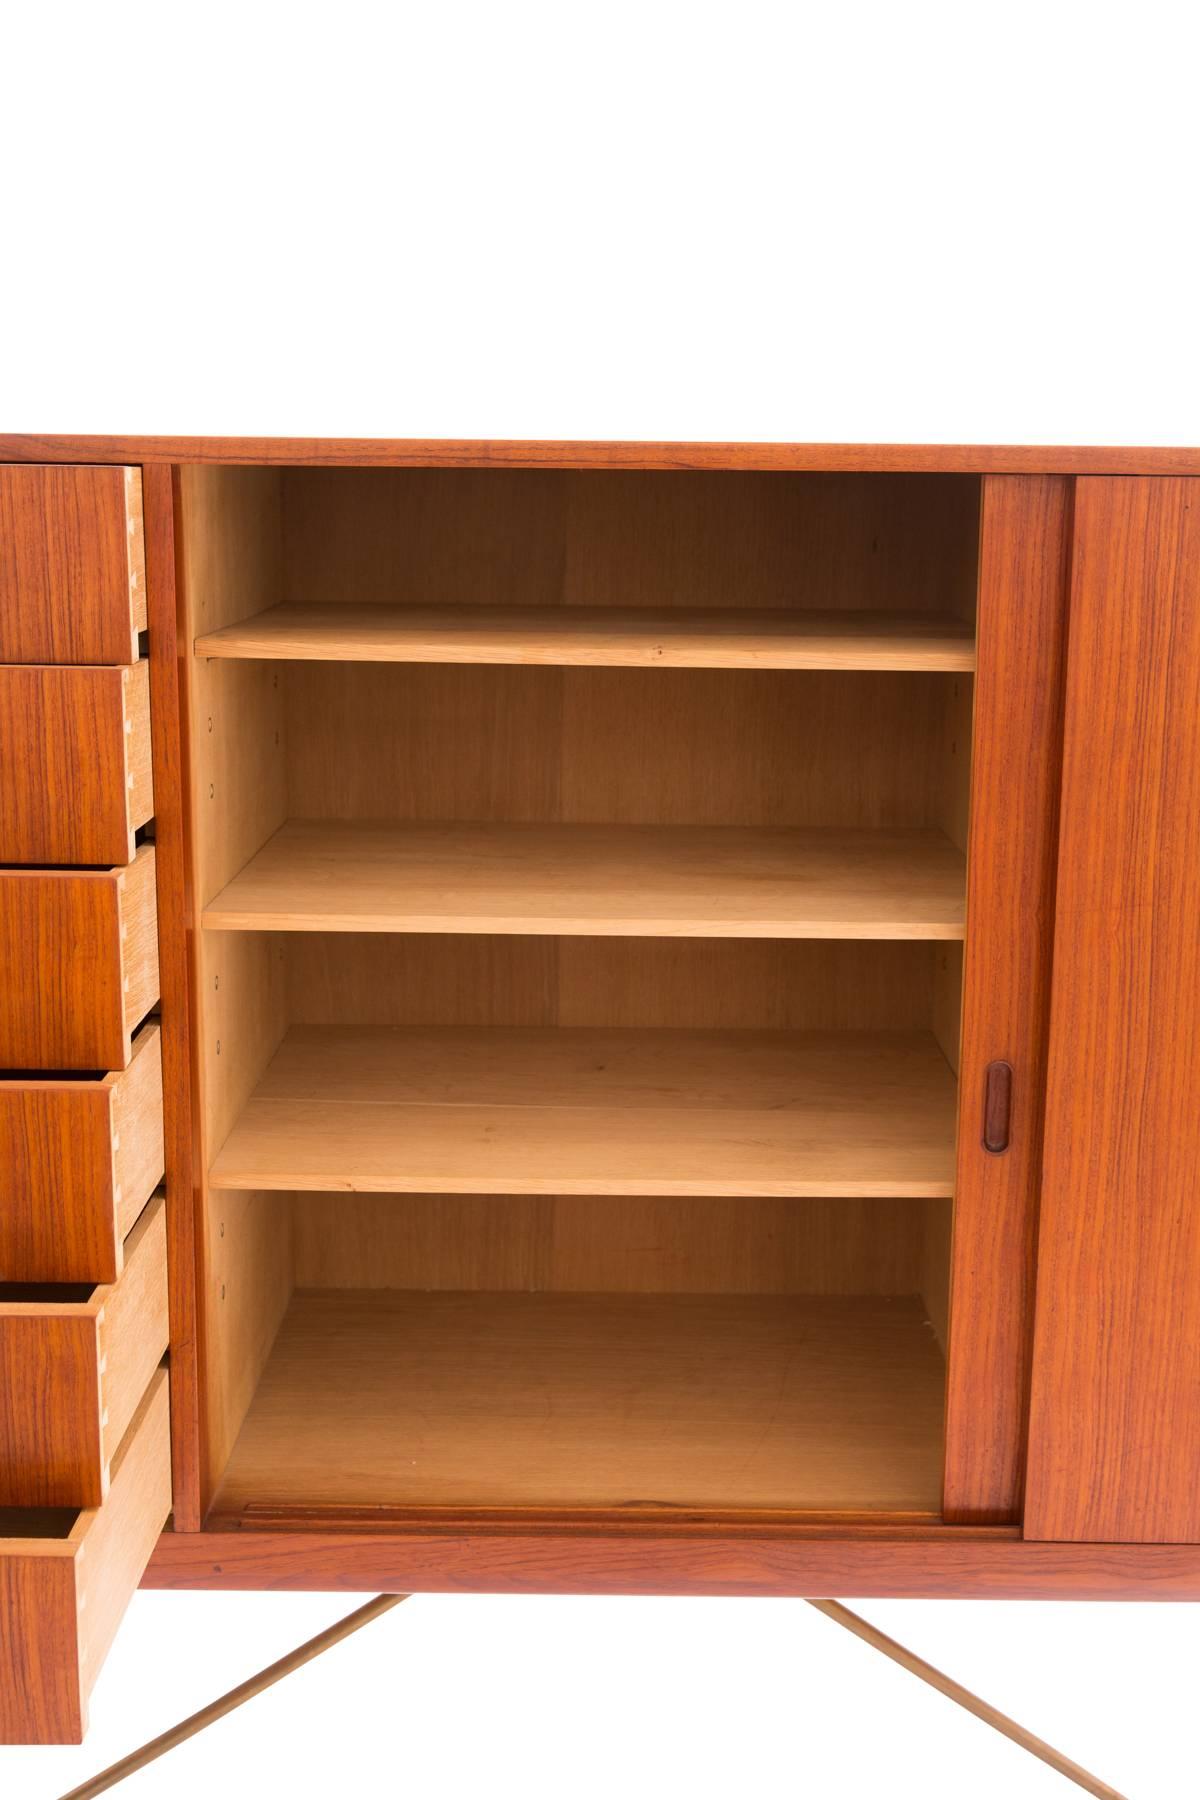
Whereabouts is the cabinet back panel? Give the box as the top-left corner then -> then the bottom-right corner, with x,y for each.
283,664 -> 953,828
291,1192 -> 927,1295
279,469 -> 980,618
283,935 -> 935,1032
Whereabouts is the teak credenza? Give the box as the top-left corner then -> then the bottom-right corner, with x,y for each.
2,437 -> 1199,1743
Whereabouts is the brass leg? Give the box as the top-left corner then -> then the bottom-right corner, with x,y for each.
807,1599 -> 1128,1800
58,1592 -> 1130,1800
57,1595 -> 408,1800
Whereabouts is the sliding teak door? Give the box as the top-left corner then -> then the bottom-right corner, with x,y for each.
1026,477 -> 1200,1542
941,476 -> 1072,1523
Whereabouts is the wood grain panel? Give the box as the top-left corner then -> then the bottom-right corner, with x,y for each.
283,935 -> 934,1033
285,936 -> 938,1304
146,465 -> 203,1530
0,660 -> 152,864
108,1024 -> 167,1251
210,1292 -> 946,1516
95,1197 -> 169,1477
0,1195 -> 167,1508
279,468 -> 979,618
177,464 -> 284,641
0,848 -> 157,1072
210,1025 -> 958,1198
284,661 -> 561,823
0,1022 -> 163,1283
282,467 -> 566,610
203,1187 -> 293,1492
561,471 -> 979,615
193,935 -> 289,1497
176,468 -> 291,1518
0,1308 -> 100,1509
197,602 -> 977,670
8,435 -> 1200,474
283,664 -> 954,829
143,1523 -> 1200,1602
0,1534 -> 81,1742
127,660 -> 155,832
179,463 -> 287,904
73,1368 -> 172,1721
292,1194 -> 928,1294
117,843 -> 161,1038
1026,477 -> 1200,1543
203,820 -> 966,939
942,477 -> 1073,1524
0,867 -> 127,1069
921,1197 -> 953,1354
0,1369 -> 171,1743
0,464 -> 144,663
558,668 -> 946,827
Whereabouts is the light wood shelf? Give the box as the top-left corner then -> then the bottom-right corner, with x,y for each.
202,821 -> 967,939
209,1025 -> 958,1197
210,1290 -> 947,1517
195,602 -> 977,671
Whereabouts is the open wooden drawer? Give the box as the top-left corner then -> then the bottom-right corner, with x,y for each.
0,1022 -> 164,1284
0,1368 -> 170,1744
0,659 -> 153,865
0,844 -> 159,1070
0,1195 -> 168,1508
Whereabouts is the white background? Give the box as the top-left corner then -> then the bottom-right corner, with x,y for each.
3,3 -> 1197,1794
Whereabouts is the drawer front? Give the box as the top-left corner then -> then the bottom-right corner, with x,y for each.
0,660 -> 153,864
0,1195 -> 168,1507
0,1367 -> 170,1743
0,1022 -> 164,1283
0,843 -> 158,1069
0,465 -> 146,665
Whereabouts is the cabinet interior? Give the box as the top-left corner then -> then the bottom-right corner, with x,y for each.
181,466 -> 979,1524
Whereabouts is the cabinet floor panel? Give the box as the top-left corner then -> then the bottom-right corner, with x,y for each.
211,1291 -> 946,1516
203,821 -> 967,939
195,602 -> 977,671
209,1025 -> 958,1197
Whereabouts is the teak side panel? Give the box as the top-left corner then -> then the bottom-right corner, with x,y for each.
0,660 -> 152,864
1026,477 -> 1200,1543
0,464 -> 145,663
941,477 -> 1072,1523
146,463 -> 203,1530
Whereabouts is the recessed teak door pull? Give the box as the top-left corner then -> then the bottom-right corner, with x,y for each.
983,1060 -> 1013,1153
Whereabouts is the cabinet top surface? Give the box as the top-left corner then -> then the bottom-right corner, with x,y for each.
3,435 -> 1200,473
